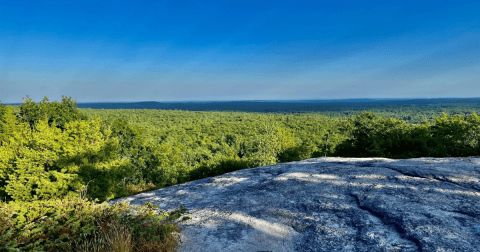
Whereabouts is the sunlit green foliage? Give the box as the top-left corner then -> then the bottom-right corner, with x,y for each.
0,106 -> 132,203
332,111 -> 480,159
81,107 -> 480,189
0,97 -> 190,252
80,109 -> 352,189
428,112 -> 480,157
18,95 -> 88,130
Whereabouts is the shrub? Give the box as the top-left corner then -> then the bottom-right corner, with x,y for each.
0,106 -> 133,203
332,111 -> 480,159
0,185 -> 191,252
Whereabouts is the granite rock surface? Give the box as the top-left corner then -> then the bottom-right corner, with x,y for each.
108,157 -> 480,251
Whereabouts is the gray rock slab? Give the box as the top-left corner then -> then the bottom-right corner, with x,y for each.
107,157 -> 480,251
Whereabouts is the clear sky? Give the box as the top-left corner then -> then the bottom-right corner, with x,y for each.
1,0 -> 479,103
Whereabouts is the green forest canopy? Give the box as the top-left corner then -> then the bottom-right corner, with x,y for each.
1,96 -> 480,204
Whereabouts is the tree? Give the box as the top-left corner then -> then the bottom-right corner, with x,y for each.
0,112 -> 133,203
18,95 -> 88,131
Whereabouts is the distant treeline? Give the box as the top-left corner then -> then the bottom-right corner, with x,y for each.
6,98 -> 480,126
75,98 -> 480,125
71,98 -> 480,115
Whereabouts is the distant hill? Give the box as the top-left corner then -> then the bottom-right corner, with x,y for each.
5,98 -> 480,115
71,98 -> 480,113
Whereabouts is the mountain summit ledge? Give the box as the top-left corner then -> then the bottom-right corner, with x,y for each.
108,157 -> 480,251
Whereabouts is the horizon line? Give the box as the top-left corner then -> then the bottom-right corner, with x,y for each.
3,97 -> 480,105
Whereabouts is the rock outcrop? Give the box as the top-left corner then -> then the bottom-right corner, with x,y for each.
108,157 -> 480,251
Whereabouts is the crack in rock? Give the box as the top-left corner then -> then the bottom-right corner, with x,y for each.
383,165 -> 480,195
350,193 -> 422,251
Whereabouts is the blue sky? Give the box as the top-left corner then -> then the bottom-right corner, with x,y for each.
0,0 -> 479,103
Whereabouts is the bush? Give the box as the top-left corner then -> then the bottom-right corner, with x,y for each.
427,112 -> 480,157
0,185 -> 191,252
332,111 -> 480,159
0,106 -> 133,203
